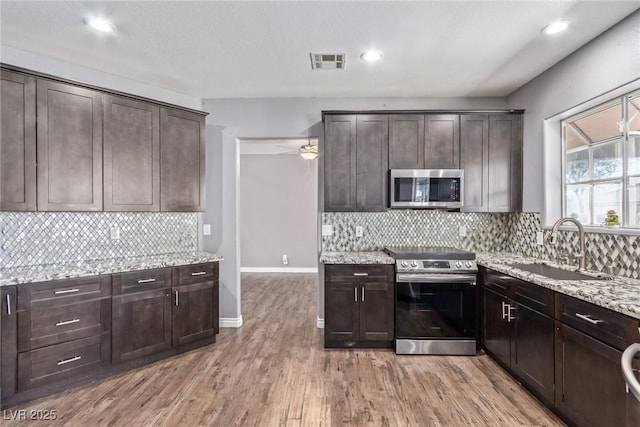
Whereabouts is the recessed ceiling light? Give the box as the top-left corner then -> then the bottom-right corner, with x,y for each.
83,17 -> 116,33
542,21 -> 569,35
360,50 -> 382,62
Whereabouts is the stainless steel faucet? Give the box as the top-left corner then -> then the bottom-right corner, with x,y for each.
547,217 -> 587,271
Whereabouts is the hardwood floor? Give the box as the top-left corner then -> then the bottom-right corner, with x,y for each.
4,273 -> 564,426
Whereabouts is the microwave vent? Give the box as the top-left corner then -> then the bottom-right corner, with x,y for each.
310,53 -> 345,70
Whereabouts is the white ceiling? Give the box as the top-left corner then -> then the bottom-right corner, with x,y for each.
1,1 -> 638,99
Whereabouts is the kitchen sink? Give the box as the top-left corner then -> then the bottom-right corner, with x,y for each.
507,263 -> 602,281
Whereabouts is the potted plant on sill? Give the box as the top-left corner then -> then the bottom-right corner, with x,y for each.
605,209 -> 621,228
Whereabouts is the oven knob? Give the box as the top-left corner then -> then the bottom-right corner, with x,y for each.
401,261 -> 408,267
410,261 -> 418,268
465,262 -> 473,268
455,261 -> 462,268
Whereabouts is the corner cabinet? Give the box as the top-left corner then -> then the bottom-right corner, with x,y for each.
324,115 -> 388,212
0,70 -> 36,211
461,114 -> 522,212
160,108 -> 206,211
36,79 -> 104,211
324,264 -> 394,348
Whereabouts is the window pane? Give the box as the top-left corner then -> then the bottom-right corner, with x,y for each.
628,176 -> 640,227
629,94 -> 640,132
572,102 -> 622,143
566,148 -> 589,183
593,182 -> 622,225
566,184 -> 590,223
565,124 -> 586,150
593,140 -> 622,179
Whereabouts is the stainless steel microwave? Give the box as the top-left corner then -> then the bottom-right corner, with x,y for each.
389,169 -> 464,209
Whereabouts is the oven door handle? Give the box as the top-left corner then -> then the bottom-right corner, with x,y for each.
396,273 -> 477,284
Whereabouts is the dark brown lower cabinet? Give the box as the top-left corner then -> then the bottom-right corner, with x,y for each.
111,288 -> 172,363
172,281 -> 219,347
324,264 -> 394,348
1,286 -> 18,401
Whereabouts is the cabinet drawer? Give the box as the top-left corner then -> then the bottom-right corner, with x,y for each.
17,275 -> 111,310
556,294 -> 637,350
326,265 -> 393,283
173,262 -> 218,286
514,279 -> 554,317
481,267 -> 515,297
112,267 -> 172,294
17,334 -> 110,391
18,299 -> 110,351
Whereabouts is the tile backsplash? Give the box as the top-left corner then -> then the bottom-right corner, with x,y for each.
322,211 -> 640,279
0,212 -> 198,268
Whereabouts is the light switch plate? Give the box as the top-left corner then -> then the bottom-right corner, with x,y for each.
322,224 -> 333,236
203,224 -> 211,235
110,226 -> 120,240
355,226 -> 364,237
458,226 -> 467,237
536,231 -> 544,245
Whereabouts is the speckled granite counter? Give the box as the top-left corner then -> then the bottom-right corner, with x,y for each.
320,251 -> 395,265
0,252 -> 223,286
477,252 -> 640,321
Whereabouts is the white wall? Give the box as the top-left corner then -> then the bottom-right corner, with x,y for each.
508,10 -> 640,214
240,153 -> 318,271
200,96 -> 509,324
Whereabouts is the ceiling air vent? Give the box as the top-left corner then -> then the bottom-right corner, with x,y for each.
310,53 -> 345,70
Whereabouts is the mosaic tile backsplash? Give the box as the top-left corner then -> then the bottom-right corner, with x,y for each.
322,211 -> 640,279
0,212 -> 198,268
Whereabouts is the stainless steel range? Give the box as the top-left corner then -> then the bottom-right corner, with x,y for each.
384,246 -> 478,355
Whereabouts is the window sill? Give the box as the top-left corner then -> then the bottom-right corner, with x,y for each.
542,224 -> 640,236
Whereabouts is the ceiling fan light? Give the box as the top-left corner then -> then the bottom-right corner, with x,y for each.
300,143 -> 318,160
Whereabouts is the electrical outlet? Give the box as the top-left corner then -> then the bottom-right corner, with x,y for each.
458,226 -> 467,237
355,226 -> 364,237
110,226 -> 120,240
536,231 -> 544,245
322,224 -> 333,236
282,254 -> 288,265
203,224 -> 211,235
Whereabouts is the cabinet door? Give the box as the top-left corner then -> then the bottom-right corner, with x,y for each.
481,287 -> 511,367
388,114 -> 424,169
488,114 -> 522,212
324,115 -> 357,212
1,70 -> 36,211
172,281 -> 218,347
1,286 -> 17,400
160,108 -> 205,211
356,115 -> 388,211
359,282 -> 394,341
324,281 -> 359,343
36,79 -> 103,211
104,95 -> 160,211
460,114 -> 489,212
511,303 -> 554,403
112,288 -> 171,363
555,323 -> 627,427
424,114 -> 460,169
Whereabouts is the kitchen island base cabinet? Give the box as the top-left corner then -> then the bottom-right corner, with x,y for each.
324,264 -> 394,348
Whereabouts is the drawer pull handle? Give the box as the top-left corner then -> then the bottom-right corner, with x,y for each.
57,355 -> 81,366
56,318 -> 80,326
353,273 -> 369,276
54,288 -> 79,295
137,278 -> 157,284
6,294 -> 11,316
191,272 -> 207,276
575,313 -> 604,325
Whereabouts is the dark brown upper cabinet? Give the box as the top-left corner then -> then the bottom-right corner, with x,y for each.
388,114 -> 424,169
160,107 -> 205,212
424,114 -> 460,169
460,113 -> 522,212
103,95 -> 160,211
1,70 -> 36,211
36,79 -> 103,211
324,114 -> 388,212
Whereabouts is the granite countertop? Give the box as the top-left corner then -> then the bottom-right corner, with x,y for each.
320,251 -> 395,265
0,251 -> 223,286
477,252 -> 640,321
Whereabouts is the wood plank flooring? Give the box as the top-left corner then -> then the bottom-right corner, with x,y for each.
4,273 -> 564,426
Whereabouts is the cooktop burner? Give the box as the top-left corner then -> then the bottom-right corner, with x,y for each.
383,246 -> 476,260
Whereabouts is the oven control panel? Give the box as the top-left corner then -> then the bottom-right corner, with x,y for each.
396,259 -> 477,273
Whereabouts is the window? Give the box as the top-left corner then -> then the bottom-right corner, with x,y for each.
563,90 -> 640,228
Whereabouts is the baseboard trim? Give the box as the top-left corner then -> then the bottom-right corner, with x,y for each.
317,317 -> 324,329
220,316 -> 243,328
240,267 -> 318,273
